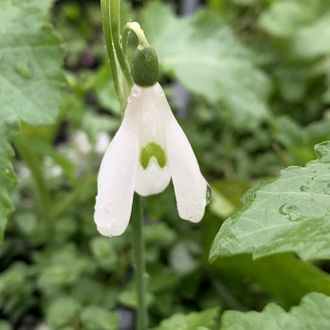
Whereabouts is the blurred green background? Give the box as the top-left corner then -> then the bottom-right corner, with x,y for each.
2,0 -> 330,329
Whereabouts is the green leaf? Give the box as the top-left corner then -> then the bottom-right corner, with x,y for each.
80,306 -> 119,330
12,0 -> 56,12
0,0 -> 65,125
221,293 -> 330,330
154,308 -> 218,330
142,2 -> 270,129
0,125 -> 16,242
258,1 -> 318,38
292,12 -> 330,59
46,297 -> 80,328
210,141 -> 330,261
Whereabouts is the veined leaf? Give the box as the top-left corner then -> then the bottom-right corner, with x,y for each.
0,0 -> 65,125
0,125 -> 16,242
221,293 -> 330,330
154,308 -> 218,330
210,141 -> 330,261
142,1 -> 270,129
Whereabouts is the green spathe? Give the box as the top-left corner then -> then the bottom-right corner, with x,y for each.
140,142 -> 166,169
132,45 -> 159,87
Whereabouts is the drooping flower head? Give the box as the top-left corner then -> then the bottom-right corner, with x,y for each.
94,25 -> 209,236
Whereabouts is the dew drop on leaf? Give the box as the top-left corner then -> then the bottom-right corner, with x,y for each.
279,203 -> 302,222
300,185 -> 311,192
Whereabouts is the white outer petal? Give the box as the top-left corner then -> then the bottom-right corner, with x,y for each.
94,96 -> 140,236
160,89 -> 207,223
134,84 -> 171,196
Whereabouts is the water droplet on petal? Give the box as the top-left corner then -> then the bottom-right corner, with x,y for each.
315,141 -> 330,163
206,185 -> 212,205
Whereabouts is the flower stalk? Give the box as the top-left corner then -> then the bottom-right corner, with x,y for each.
100,0 -> 123,109
100,0 -> 132,111
132,196 -> 148,330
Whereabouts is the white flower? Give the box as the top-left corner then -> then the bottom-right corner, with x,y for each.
94,83 -> 208,236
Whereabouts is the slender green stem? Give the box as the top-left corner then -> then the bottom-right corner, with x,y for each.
132,195 -> 148,330
14,137 -> 50,221
110,0 -> 133,88
101,0 -> 125,110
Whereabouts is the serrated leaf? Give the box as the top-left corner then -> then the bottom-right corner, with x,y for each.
221,293 -> 330,330
0,125 -> 16,242
0,0 -> 65,125
142,2 -> 270,129
154,308 -> 218,330
210,141 -> 330,261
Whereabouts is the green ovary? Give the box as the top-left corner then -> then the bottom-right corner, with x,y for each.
140,142 -> 167,169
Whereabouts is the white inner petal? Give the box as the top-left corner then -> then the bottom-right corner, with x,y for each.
134,84 -> 171,196
135,161 -> 171,196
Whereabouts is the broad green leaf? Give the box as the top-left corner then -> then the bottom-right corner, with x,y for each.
0,0 -> 65,125
214,253 -> 330,308
258,1 -> 319,38
292,12 -> 330,59
154,308 -> 218,330
0,125 -> 16,242
221,293 -> 330,330
259,0 -> 330,60
142,2 -> 270,129
46,297 -> 80,328
210,141 -> 330,261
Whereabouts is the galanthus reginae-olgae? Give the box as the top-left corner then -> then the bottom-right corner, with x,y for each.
94,82 -> 209,236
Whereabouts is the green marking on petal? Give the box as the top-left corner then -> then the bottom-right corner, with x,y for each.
140,142 -> 167,169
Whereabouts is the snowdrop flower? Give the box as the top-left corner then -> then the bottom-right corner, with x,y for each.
94,29 -> 209,236
94,83 -> 209,236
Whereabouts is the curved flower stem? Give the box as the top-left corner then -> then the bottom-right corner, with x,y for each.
110,0 -> 133,89
132,195 -> 148,330
123,22 -> 150,54
101,0 -> 125,110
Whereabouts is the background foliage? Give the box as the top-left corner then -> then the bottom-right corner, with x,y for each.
2,0 -> 330,329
